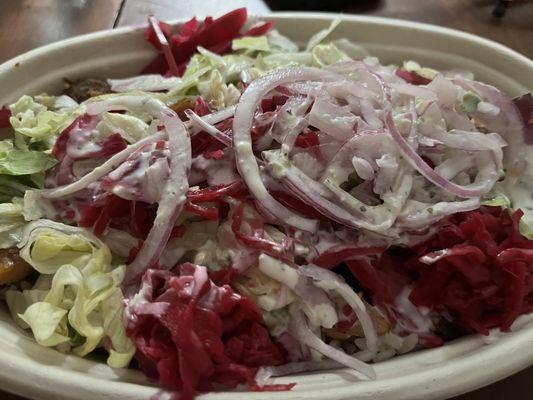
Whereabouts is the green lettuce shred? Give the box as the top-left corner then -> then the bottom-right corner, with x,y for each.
9,95 -> 74,147
6,221 -> 134,367
232,36 -> 270,53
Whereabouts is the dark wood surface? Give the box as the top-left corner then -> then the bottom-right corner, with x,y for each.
0,0 -> 123,63
0,1 -> 531,399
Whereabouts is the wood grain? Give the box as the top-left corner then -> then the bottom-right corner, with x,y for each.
0,0 -> 124,64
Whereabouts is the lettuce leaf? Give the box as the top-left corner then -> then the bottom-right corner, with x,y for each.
232,36 -> 270,52
332,38 -> 369,60
8,95 -> 82,150
0,175 -> 34,203
266,30 -> 299,53
166,65 -> 212,99
481,194 -> 511,208
311,43 -> 351,67
7,220 -> 134,367
197,70 -> 241,109
0,198 -> 27,248
20,302 -> 70,346
305,18 -> 341,51
98,112 -> 150,144
0,147 -> 56,175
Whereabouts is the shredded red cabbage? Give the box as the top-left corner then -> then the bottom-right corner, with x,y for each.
0,106 -> 11,128
348,206 -> 533,335
142,8 -> 272,77
126,265 -> 291,400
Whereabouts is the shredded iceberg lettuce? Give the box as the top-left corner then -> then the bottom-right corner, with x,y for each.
232,36 -> 270,53
8,95 -> 79,148
305,19 -> 341,51
108,26 -> 356,112
97,112 -> 150,144
6,220 -> 134,367
0,198 -> 28,248
311,43 -> 351,67
0,144 -> 56,176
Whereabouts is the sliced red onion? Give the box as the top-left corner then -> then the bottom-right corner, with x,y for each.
42,131 -> 166,199
323,179 -> 400,232
317,130 -> 412,232
83,96 -> 191,284
127,110 -> 190,283
426,75 -> 458,107
434,154 -> 476,180
288,305 -> 376,380
422,128 -> 505,170
233,67 -> 342,232
385,111 -> 496,198
390,83 -> 437,101
258,254 -> 338,328
298,264 -> 378,354
308,97 -> 357,141
185,109 -> 232,147
268,95 -> 311,155
148,15 -> 179,76
395,198 -> 480,230
454,79 -> 526,173
264,150 -> 389,233
392,287 -> 434,334
288,80 -> 377,103
441,108 -> 475,131
326,61 -> 392,103
359,98 -> 382,129
108,75 -> 182,92
187,105 -> 236,134
351,156 -> 374,180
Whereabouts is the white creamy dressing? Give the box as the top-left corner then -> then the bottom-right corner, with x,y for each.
66,125 -> 103,159
106,142 -> 170,204
124,277 -> 154,327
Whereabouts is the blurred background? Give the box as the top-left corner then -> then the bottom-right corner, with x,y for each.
0,0 -> 531,64
0,1 -> 531,400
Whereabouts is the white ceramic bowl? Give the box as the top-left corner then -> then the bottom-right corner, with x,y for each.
0,12 -> 532,400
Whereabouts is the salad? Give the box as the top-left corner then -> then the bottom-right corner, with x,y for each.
0,7 -> 532,400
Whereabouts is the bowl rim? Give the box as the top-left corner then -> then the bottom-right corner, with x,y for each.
1,12 -> 531,74
0,11 -> 532,400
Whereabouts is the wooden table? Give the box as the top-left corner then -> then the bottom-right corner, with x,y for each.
0,1 -> 531,399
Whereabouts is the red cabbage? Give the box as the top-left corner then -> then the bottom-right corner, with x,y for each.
126,265 -> 291,400
0,106 -> 11,128
347,206 -> 533,336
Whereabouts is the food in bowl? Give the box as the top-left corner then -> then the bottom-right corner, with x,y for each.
0,7 -> 532,400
